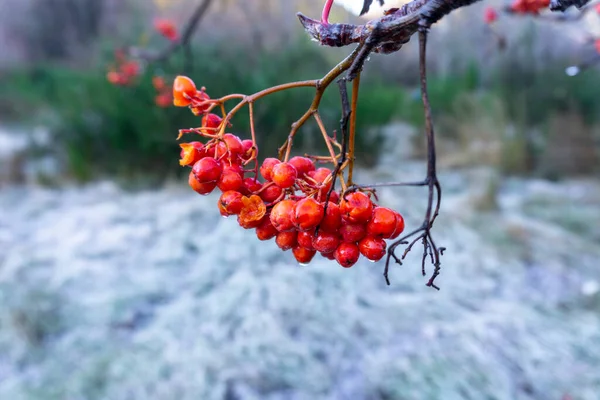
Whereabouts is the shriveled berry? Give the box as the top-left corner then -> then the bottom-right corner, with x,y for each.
217,166 -> 243,192
189,171 -> 216,195
366,207 -> 398,239
320,202 -> 342,232
288,156 -> 315,178
218,190 -> 244,216
256,217 -> 278,241
297,230 -> 315,251
259,184 -> 283,203
293,246 -> 317,264
340,222 -> 367,243
334,242 -> 360,268
260,158 -> 281,181
358,236 -> 387,262
340,192 -> 373,224
389,212 -> 406,239
192,157 -> 222,183
238,195 -> 267,229
272,162 -> 298,189
179,142 -> 204,167
312,231 -> 340,254
270,199 -> 296,232
293,197 -> 324,231
173,75 -> 196,107
276,230 -> 297,251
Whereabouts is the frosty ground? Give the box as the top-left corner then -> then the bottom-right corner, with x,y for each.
1,154 -> 599,399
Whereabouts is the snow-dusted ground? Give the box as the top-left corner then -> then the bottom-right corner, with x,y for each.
1,157 -> 600,399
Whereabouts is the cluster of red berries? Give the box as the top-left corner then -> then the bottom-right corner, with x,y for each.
152,76 -> 173,108
509,0 -> 550,14
174,75 -> 405,268
154,18 -> 179,42
106,50 -> 141,86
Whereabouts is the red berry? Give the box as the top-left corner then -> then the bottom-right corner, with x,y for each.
389,212 -> 406,239
173,75 -> 196,107
260,158 -> 281,181
292,246 -> 317,264
321,251 -> 336,260
259,184 -> 283,203
189,171 -> 216,195
297,230 -> 315,251
483,7 -> 498,24
366,207 -> 398,239
320,202 -> 342,232
256,217 -> 278,241
217,166 -> 243,192
312,231 -> 340,254
192,157 -> 222,183
340,222 -> 367,243
270,199 -> 297,232
272,162 -> 298,189
241,177 -> 263,195
222,134 -> 243,156
358,236 -> 387,262
218,190 -> 244,216
241,140 -> 254,161
276,230 -> 297,251
293,197 -> 324,231
340,192 -> 373,224
202,113 -> 222,130
288,156 -> 315,178
334,242 -> 360,268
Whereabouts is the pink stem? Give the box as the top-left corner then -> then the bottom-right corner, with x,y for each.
321,0 -> 334,24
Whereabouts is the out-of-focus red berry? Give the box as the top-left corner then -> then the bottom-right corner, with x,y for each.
484,7 -> 498,24
334,242 -> 360,268
154,18 -> 179,41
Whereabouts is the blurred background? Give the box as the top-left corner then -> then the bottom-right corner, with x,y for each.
1,0 -> 599,399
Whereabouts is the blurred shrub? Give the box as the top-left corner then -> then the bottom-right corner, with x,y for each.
1,42 -> 400,181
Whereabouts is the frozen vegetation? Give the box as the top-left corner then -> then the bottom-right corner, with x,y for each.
1,129 -> 599,400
